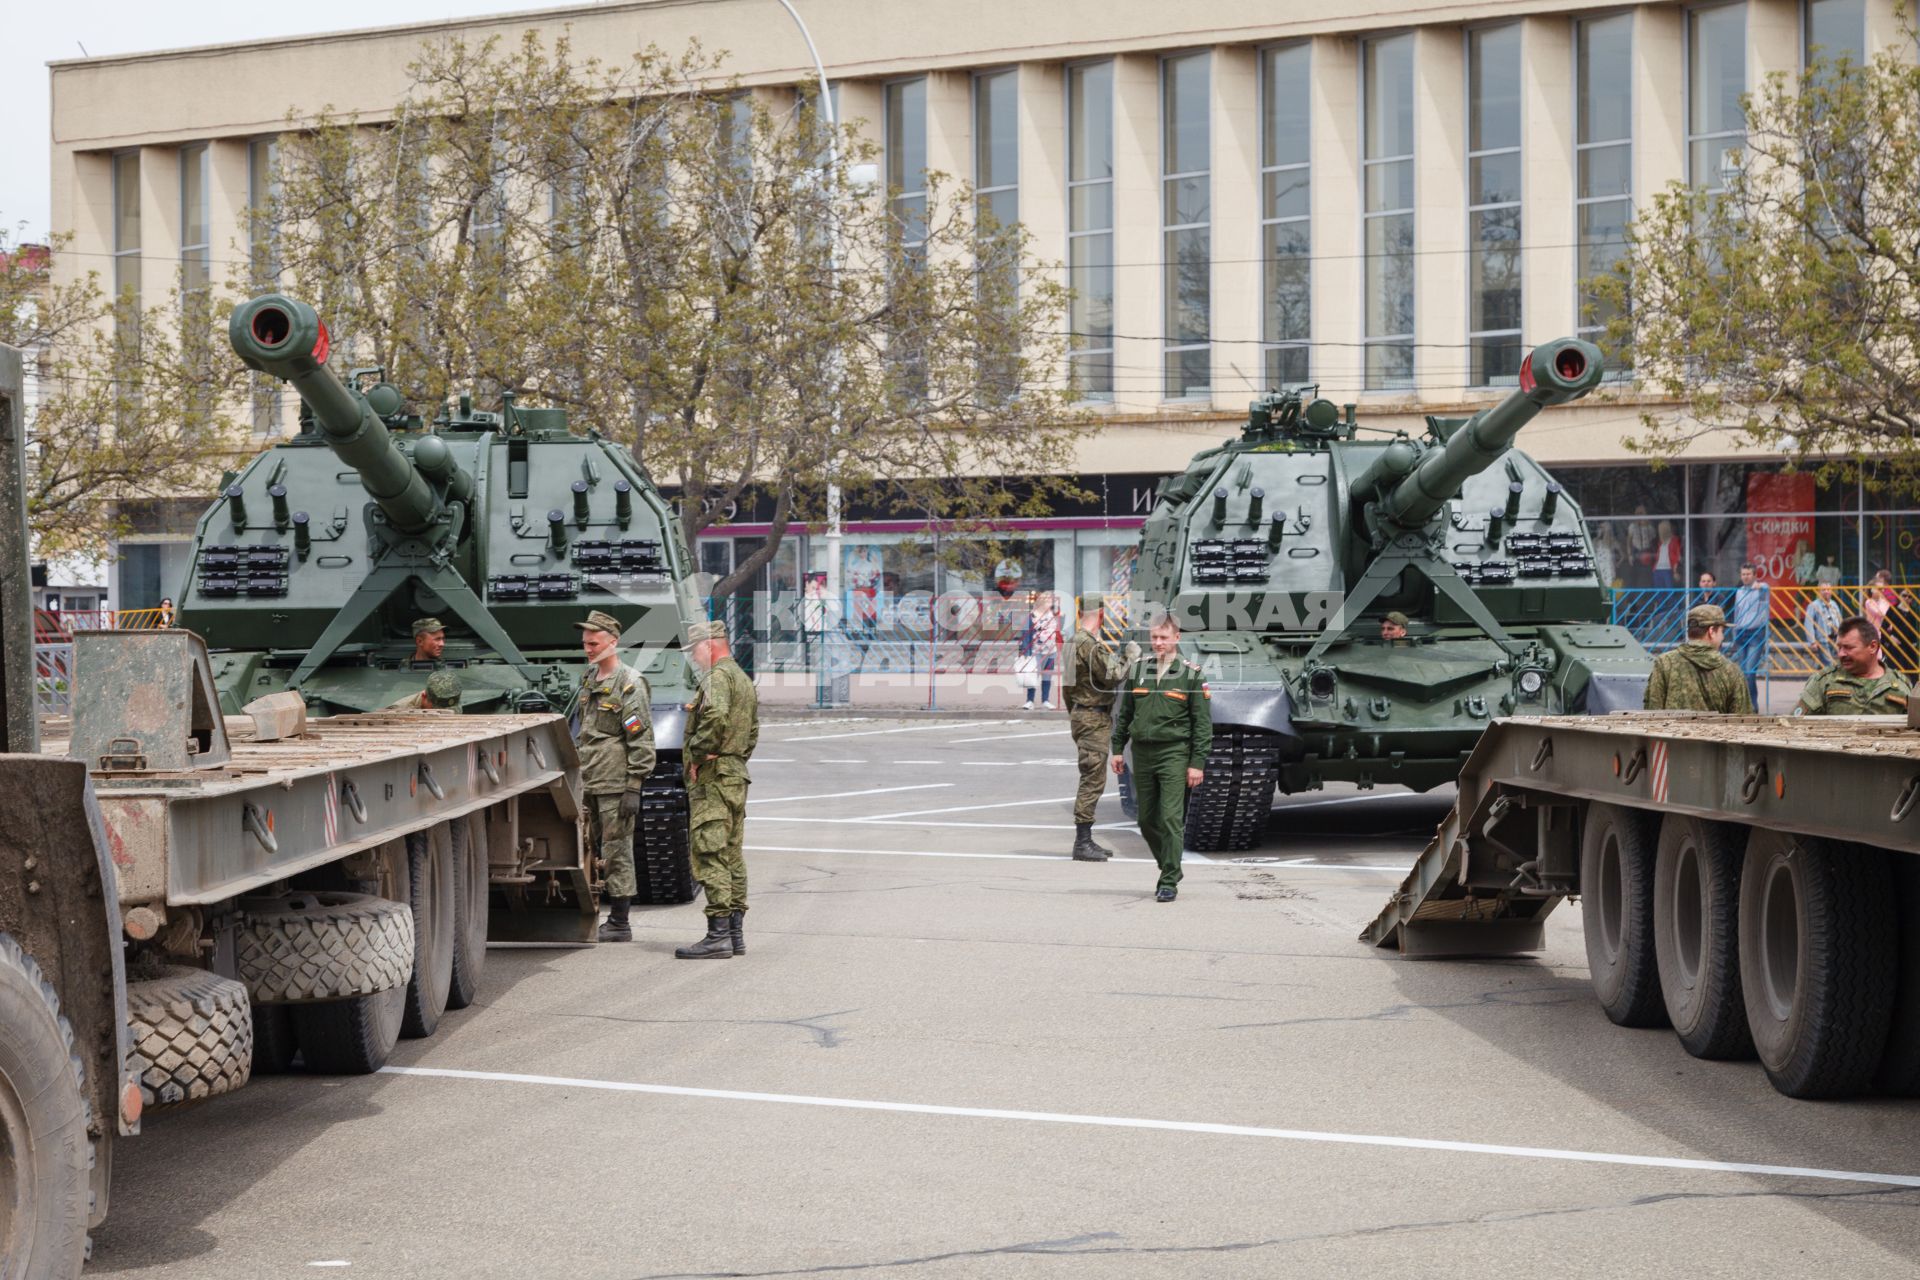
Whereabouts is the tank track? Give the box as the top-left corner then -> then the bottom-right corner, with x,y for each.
636,758 -> 697,905
1182,730 -> 1282,853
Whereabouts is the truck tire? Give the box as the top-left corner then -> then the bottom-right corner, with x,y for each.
0,934 -> 91,1280
1653,815 -> 1753,1060
401,822 -> 456,1039
126,966 -> 253,1109
1874,853 -> 1920,1095
288,987 -> 405,1075
1579,802 -> 1668,1028
447,812 -> 488,1011
235,891 -> 414,1003
251,1004 -> 299,1075
1738,830 -> 1897,1099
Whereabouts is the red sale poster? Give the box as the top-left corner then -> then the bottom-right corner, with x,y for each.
1746,473 -> 1815,617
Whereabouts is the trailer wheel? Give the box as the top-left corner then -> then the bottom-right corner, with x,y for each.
250,1004 -> 299,1075
0,934 -> 91,1280
1653,815 -> 1754,1060
1875,853 -> 1920,1096
447,813 -> 488,1011
291,842 -> 411,1074
126,966 -> 253,1109
401,822 -> 456,1039
1580,803 -> 1667,1028
235,891 -> 414,1003
1738,831 -> 1896,1099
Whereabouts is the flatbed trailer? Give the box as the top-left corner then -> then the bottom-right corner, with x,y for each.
1364,712 -> 1920,1100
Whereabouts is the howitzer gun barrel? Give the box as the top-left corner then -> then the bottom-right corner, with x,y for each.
229,295 -> 443,535
1380,337 -> 1603,529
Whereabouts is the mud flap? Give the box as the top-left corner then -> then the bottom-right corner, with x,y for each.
484,784 -> 598,944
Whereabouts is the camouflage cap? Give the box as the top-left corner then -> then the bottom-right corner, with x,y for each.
1687,604 -> 1727,630
1081,592 -> 1104,612
574,609 -> 624,636
422,671 -> 463,707
1384,611 -> 1410,627
411,616 -> 445,637
685,619 -> 728,644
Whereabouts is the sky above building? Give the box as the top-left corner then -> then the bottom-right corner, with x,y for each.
4,0 -> 562,243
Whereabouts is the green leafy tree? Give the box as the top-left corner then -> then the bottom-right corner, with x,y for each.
267,33 -> 1090,598
1602,39 -> 1920,490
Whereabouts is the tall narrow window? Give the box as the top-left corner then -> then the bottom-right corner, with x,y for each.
1067,62 -> 1114,400
111,150 -> 141,361
1362,35 -> 1415,390
1261,43 -> 1311,387
179,144 -> 210,297
1804,0 -> 1866,72
1161,51 -> 1210,399
248,137 -> 282,435
886,78 -> 929,262
974,69 -> 1019,401
1688,3 -> 1747,194
1577,13 -> 1633,361
1467,25 -> 1523,387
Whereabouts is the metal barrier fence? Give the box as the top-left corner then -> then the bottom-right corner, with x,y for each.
1609,585 -> 1920,681
34,642 -> 73,716
33,607 -> 168,641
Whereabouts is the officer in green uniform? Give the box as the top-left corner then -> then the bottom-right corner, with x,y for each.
1644,604 -> 1753,714
1062,594 -> 1139,861
572,609 -> 655,943
410,616 -> 447,666
1110,611 -> 1213,902
1797,615 -> 1913,715
675,619 -> 761,959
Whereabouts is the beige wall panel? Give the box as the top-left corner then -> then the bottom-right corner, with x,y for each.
1309,36 -> 1362,399
1521,15 -> 1577,343
922,70 -> 972,272
1412,26 -> 1465,398
1110,53 -> 1160,411
1015,63 -> 1067,322
137,146 -> 177,309
1633,6 -> 1684,210
208,141 -> 250,294
1210,45 -> 1260,405
1749,0 -> 1802,85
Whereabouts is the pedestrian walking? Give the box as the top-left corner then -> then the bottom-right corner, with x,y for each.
1109,612 -> 1212,902
1730,564 -> 1769,705
675,618 -> 760,959
572,610 -> 655,943
1803,581 -> 1843,667
1062,594 -> 1138,862
1865,570 -> 1911,676
1796,616 -> 1912,715
1021,593 -> 1063,710
1642,604 -> 1752,714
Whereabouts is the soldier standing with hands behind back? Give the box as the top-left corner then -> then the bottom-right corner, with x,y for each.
675,619 -> 761,959
572,610 -> 655,943
1062,594 -> 1138,862
1643,604 -> 1752,714
1110,611 -> 1212,902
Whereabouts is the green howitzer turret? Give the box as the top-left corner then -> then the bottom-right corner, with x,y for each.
1123,334 -> 1650,854
230,296 -> 470,536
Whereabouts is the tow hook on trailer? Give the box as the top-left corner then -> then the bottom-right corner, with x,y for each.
527,735 -> 549,770
1622,748 -> 1647,785
340,779 -> 368,824
243,803 -> 278,852
1891,775 -> 1920,822
1741,761 -> 1768,805
1529,737 -> 1553,771
478,751 -> 501,786
417,760 -> 445,800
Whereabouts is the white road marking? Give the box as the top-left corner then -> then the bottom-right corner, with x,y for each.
745,784 -> 952,806
741,844 -> 1404,873
752,816 -> 1113,833
751,757 -> 797,763
896,759 -> 941,764
866,795 -> 1085,819
962,761 -> 1022,767
378,1066 -> 1920,1189
781,721 -> 1020,742
817,758 -> 868,764
1182,850 -> 1216,864
947,730 -> 1071,744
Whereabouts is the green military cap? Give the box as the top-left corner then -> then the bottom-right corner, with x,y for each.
422,671 -> 463,708
411,616 -> 445,637
1687,604 -> 1727,629
574,609 -> 624,636
1081,592 -> 1105,612
685,619 -> 727,644
1385,611 -> 1410,627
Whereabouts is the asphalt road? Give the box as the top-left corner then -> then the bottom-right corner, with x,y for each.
93,715 -> 1920,1277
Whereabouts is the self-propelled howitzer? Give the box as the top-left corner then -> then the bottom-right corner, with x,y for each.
1125,338 -> 1653,851
181,294 -> 705,903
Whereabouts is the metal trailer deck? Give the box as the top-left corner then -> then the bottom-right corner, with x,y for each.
42,711 -> 581,908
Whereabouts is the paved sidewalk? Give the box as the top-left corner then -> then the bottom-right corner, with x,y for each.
752,668 -> 1060,718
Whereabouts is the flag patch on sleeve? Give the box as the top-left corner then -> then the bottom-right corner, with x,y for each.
623,713 -> 643,733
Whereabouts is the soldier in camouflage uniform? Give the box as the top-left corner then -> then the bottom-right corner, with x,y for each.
1644,604 -> 1752,714
1062,594 -> 1139,861
410,616 -> 447,666
1797,615 -> 1913,715
385,670 -> 463,710
676,619 -> 760,959
572,609 -> 656,943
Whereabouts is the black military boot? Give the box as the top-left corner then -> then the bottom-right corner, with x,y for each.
597,896 -> 633,943
674,915 -> 734,959
1071,823 -> 1113,862
728,910 -> 745,956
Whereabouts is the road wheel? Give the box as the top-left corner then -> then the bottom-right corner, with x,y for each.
1580,802 -> 1667,1028
401,822 -> 456,1039
0,934 -> 91,1280
251,1004 -> 299,1075
1875,853 -> 1920,1096
290,841 -> 411,1075
447,813 -> 489,1011
125,966 -> 253,1109
1653,815 -> 1754,1060
1738,830 -> 1897,1099
236,891 -> 414,1003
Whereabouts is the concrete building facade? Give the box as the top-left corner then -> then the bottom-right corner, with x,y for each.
46,0 -> 1916,612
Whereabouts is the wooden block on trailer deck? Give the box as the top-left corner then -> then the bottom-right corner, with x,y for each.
241,691 -> 308,741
